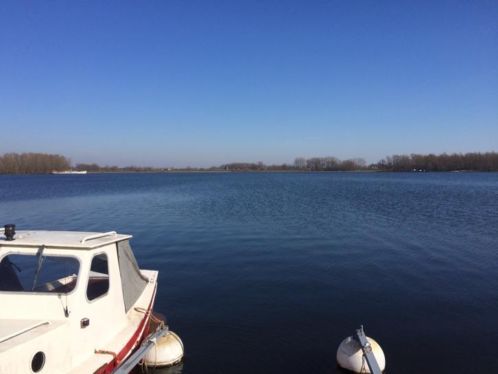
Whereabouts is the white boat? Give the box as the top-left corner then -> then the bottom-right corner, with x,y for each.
51,170 -> 87,174
0,225 -> 183,373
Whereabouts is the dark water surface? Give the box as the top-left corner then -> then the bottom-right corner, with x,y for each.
1,172 -> 497,373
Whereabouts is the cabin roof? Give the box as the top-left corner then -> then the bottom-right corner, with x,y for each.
0,230 -> 132,250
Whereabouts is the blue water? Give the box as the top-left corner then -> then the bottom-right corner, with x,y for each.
1,172 -> 498,373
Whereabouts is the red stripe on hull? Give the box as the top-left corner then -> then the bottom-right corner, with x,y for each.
95,284 -> 158,374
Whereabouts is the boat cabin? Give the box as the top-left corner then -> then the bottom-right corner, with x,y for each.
0,228 -> 158,374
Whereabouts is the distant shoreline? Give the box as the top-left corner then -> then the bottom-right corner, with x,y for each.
1,152 -> 497,174
1,169 -> 494,176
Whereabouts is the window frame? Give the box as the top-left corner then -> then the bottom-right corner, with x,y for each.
0,251 -> 81,296
86,251 -> 111,303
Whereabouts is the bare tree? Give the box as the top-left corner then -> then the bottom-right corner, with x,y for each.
0,153 -> 71,174
376,152 -> 498,171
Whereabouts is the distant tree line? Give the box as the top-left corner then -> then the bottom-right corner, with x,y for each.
376,152 -> 498,172
74,163 -> 163,173
221,162 -> 295,171
222,158 -> 368,171
293,157 -> 367,171
1,151 -> 498,174
0,153 -> 71,174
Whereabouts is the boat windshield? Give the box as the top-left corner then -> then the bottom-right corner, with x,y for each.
0,253 -> 79,293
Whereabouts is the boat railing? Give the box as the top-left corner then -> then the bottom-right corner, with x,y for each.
80,231 -> 117,244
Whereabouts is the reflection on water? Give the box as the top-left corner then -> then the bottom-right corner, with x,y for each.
1,172 -> 498,373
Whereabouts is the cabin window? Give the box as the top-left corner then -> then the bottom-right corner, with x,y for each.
0,253 -> 79,293
87,253 -> 109,301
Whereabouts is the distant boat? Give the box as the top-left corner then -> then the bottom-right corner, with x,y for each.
51,170 -> 87,175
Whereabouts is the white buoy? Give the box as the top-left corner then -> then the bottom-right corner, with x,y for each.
144,331 -> 184,367
336,335 -> 385,373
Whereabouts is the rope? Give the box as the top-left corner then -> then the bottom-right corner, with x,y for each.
95,349 -> 118,360
134,307 -> 166,328
134,307 -> 170,372
360,355 -> 367,373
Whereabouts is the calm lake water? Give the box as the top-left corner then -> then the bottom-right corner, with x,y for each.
1,172 -> 498,373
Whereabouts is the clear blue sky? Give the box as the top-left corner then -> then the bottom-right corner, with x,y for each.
1,1 -> 496,167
